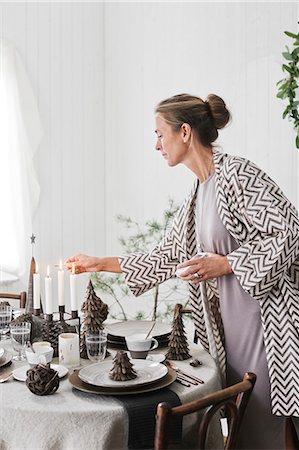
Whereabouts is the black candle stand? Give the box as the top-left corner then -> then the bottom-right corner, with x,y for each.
31,309 -> 81,357
58,307 -> 81,335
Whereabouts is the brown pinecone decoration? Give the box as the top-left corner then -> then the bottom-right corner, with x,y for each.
26,363 -> 59,395
11,313 -> 34,341
166,304 -> 191,361
41,320 -> 64,357
80,280 -> 108,358
0,301 -> 10,307
0,301 -> 12,318
109,351 -> 137,381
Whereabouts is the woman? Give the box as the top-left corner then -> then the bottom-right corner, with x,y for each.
66,94 -> 299,449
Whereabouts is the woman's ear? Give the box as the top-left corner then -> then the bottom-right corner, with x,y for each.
181,123 -> 192,143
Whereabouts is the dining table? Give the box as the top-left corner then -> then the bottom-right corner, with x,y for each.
0,333 -> 223,450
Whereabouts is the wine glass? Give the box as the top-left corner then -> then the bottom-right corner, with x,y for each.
0,305 -> 12,340
85,331 -> 107,362
10,322 -> 31,360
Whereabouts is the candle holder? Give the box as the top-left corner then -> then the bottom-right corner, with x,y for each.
33,308 -> 41,317
56,309 -> 81,340
64,311 -> 81,338
71,310 -> 78,319
58,305 -> 65,322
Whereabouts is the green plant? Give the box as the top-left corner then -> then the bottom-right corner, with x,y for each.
277,30 -> 299,148
91,198 -> 189,321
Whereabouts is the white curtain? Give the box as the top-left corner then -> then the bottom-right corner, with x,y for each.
0,39 -> 42,280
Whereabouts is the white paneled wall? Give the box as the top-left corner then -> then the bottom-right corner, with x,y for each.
0,2 -> 297,314
104,1 -> 298,255
0,1 -> 105,306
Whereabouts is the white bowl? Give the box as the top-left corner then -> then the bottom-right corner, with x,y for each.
25,346 -> 54,367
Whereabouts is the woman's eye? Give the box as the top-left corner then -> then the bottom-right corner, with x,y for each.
157,134 -> 162,139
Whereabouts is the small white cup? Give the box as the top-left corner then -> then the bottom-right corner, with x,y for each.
59,333 -> 80,367
32,341 -> 51,349
25,346 -> 54,368
125,333 -> 158,359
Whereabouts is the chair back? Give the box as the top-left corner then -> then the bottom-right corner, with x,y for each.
0,292 -> 27,309
154,372 -> 256,450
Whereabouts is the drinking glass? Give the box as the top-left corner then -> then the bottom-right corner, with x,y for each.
10,322 -> 31,360
0,305 -> 12,340
85,331 -> 107,362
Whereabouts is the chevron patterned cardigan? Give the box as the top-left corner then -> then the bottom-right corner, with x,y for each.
119,148 -> 299,416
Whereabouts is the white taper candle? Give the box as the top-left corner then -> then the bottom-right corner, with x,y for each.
58,260 -> 65,306
45,265 -> 53,314
70,263 -> 77,311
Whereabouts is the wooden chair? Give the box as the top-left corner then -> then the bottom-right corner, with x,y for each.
0,292 -> 27,309
154,372 -> 256,450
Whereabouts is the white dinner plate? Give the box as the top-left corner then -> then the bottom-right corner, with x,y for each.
78,359 -> 168,388
12,364 -> 68,382
105,321 -> 171,339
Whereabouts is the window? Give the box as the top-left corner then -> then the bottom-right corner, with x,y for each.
0,40 -> 42,281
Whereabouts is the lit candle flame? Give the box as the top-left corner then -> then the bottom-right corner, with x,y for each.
47,265 -> 50,277
59,259 -> 63,271
72,263 -> 75,275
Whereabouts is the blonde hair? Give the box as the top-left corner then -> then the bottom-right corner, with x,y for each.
155,93 -> 231,146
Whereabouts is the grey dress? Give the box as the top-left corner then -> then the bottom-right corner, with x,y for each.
196,173 -> 285,450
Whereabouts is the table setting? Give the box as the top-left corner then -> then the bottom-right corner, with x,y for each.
0,321 -> 223,450
0,269 -> 223,450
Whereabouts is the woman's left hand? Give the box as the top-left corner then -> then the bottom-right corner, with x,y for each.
177,253 -> 233,284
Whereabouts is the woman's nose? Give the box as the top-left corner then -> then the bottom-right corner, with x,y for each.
155,140 -> 162,151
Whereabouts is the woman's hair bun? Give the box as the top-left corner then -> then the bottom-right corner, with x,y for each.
206,94 -> 231,129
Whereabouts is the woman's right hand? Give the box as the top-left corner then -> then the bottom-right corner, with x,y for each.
65,254 -> 101,274
65,255 -> 122,274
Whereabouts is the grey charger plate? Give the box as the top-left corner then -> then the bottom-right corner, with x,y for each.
69,368 -> 176,395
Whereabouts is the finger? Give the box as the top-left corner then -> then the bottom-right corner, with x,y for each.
65,259 -> 84,272
65,255 -> 82,265
65,256 -> 76,263
64,262 -> 73,271
181,271 -> 202,281
191,273 -> 204,284
178,259 -> 200,268
180,270 -> 197,279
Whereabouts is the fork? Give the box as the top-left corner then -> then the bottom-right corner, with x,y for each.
166,361 -> 204,384
175,377 -> 191,387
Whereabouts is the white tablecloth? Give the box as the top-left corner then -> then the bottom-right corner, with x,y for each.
0,342 -> 222,450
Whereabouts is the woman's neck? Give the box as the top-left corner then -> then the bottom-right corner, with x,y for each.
183,144 -> 214,183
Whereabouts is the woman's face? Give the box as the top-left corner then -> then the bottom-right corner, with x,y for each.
155,114 -> 187,167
